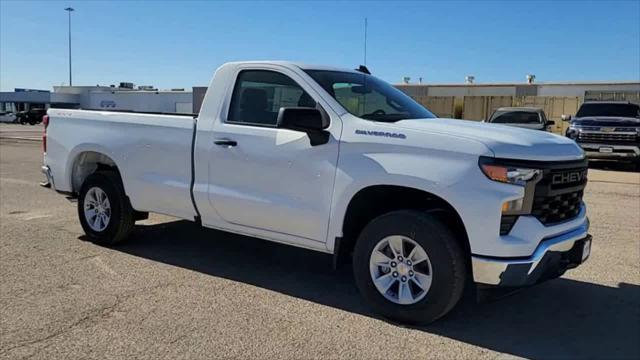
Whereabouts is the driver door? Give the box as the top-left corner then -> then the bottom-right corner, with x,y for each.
202,67 -> 341,244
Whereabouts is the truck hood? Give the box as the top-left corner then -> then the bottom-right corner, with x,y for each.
389,118 -> 585,161
572,116 -> 640,127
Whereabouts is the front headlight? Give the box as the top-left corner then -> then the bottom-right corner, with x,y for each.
479,163 -> 541,186
566,125 -> 580,139
479,158 -> 542,216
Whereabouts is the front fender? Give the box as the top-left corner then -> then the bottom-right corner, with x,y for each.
325,142 -> 523,256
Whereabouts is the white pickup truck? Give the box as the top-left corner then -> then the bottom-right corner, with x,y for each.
42,61 -> 591,324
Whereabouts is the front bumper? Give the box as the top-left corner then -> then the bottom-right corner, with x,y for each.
579,143 -> 640,160
472,220 -> 591,287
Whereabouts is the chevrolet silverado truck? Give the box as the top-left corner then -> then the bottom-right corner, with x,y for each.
42,61 -> 591,324
564,101 -> 640,168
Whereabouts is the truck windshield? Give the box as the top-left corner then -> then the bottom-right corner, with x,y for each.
490,111 -> 541,124
576,103 -> 640,118
304,70 -> 436,122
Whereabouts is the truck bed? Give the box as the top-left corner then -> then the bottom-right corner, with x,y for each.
45,108 -> 198,220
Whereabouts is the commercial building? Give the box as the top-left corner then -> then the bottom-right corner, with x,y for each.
3,79 -> 638,120
393,80 -> 640,130
1,83 -> 193,116
0,88 -> 78,113
395,80 -> 640,100
52,84 -> 193,114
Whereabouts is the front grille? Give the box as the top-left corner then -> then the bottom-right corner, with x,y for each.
578,132 -> 637,143
532,190 -> 583,224
531,163 -> 588,225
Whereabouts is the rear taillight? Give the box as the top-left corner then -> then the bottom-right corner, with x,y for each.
42,115 -> 49,153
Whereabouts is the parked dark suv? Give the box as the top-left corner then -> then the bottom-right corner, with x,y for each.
564,101 -> 640,168
16,108 -> 47,125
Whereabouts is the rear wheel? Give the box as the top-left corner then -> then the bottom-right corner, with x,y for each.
78,171 -> 135,245
352,210 -> 466,324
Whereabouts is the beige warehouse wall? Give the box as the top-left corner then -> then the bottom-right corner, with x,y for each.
585,90 -> 640,104
412,95 -> 585,134
461,96 -> 513,121
413,96 -> 456,118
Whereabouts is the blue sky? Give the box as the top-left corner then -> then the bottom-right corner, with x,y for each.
1,0 -> 639,91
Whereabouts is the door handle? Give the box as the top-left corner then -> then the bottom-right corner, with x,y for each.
214,139 -> 237,147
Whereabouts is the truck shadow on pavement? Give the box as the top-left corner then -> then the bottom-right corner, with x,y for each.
107,220 -> 639,359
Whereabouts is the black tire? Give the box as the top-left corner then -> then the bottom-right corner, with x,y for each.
352,210 -> 466,324
77,171 -> 135,245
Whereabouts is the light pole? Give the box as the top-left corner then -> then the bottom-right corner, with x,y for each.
64,7 -> 74,86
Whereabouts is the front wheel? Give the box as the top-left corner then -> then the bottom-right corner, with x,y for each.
352,210 -> 466,324
78,171 -> 135,245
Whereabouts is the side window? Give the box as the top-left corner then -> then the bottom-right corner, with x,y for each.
227,70 -> 316,126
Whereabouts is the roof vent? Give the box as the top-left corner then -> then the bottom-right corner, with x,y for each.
526,74 -> 536,84
465,75 -> 475,84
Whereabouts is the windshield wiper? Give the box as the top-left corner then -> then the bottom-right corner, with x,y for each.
361,113 -> 411,122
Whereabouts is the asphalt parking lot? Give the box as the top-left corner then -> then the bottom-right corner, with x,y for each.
1,123 -> 639,359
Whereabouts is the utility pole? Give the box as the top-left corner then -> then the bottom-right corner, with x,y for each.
364,17 -> 368,66
65,7 -> 74,86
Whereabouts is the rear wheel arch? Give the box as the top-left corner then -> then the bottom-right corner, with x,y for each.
336,185 -> 471,268
69,151 -> 147,220
70,151 -> 120,194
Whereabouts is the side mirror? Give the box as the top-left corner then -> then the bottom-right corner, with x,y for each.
277,107 -> 330,146
546,120 -> 555,126
561,114 -> 572,121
